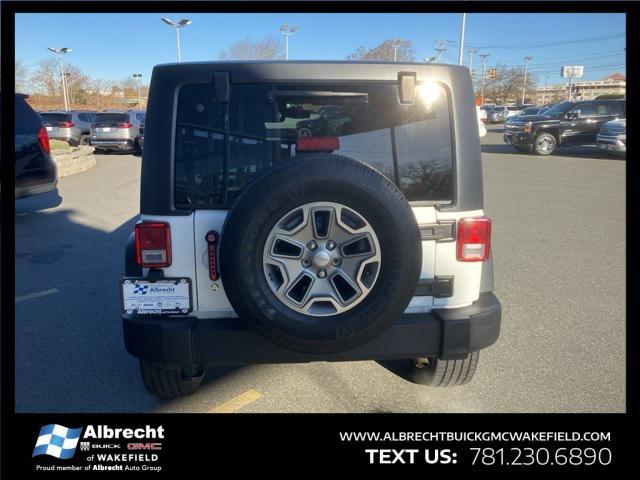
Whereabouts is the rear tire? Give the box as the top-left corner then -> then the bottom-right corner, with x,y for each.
139,360 -> 204,398
412,352 -> 479,386
378,352 -> 479,387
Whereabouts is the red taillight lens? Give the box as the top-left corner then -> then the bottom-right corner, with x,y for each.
58,121 -> 75,128
37,127 -> 51,155
296,137 -> 340,152
205,231 -> 220,281
117,122 -> 132,129
456,217 -> 492,262
135,222 -> 172,268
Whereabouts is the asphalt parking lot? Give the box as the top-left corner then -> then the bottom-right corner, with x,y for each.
15,128 -> 625,413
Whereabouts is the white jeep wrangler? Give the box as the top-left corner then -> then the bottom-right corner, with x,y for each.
121,62 -> 501,398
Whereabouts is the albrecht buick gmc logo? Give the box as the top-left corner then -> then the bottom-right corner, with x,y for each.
83,425 -> 164,440
33,425 -> 164,459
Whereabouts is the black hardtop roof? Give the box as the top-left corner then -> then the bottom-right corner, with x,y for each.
151,60 -> 469,84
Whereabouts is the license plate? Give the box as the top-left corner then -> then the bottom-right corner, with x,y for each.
101,127 -> 111,132
120,278 -> 192,315
46,126 -> 52,131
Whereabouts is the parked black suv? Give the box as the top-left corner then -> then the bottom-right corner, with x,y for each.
504,99 -> 626,155
15,94 -> 58,199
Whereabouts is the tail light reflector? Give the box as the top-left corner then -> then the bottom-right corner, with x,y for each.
117,122 -> 132,129
205,231 -> 220,281
37,127 -> 51,155
456,217 -> 491,262
58,121 -> 75,128
135,222 -> 172,268
296,137 -> 339,152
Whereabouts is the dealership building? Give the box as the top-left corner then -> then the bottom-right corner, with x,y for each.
535,73 -> 626,104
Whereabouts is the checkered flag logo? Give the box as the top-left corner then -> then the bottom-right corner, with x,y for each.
133,284 -> 149,295
32,424 -> 83,459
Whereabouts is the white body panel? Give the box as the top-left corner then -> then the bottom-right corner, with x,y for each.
145,205 -> 485,318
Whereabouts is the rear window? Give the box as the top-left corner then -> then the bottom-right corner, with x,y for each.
174,82 -> 454,209
94,113 -> 128,123
40,113 -> 71,124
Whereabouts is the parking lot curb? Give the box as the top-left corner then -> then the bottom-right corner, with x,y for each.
51,145 -> 96,178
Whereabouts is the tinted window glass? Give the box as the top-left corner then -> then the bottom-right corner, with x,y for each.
94,113 -> 128,123
175,84 -> 226,208
607,101 -> 625,116
594,103 -> 611,116
136,113 -> 146,122
40,113 -> 71,124
78,113 -> 89,122
174,82 -> 453,208
572,103 -> 594,117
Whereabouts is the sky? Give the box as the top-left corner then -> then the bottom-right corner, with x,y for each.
15,13 -> 625,88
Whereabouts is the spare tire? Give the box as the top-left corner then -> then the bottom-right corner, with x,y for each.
220,153 -> 421,354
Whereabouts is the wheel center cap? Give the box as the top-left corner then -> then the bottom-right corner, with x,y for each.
313,251 -> 331,268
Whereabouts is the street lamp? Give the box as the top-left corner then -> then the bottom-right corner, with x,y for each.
280,24 -> 298,60
457,13 -> 466,66
161,17 -> 192,62
390,38 -> 401,62
47,46 -> 72,111
132,74 -> 143,108
522,56 -> 533,104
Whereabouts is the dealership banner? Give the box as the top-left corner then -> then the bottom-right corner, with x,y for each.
2,414 -> 630,475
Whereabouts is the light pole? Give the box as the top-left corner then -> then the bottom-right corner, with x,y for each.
479,53 -> 490,105
457,13 -> 466,66
161,17 -> 192,62
543,75 -> 549,105
468,48 -> 479,89
280,24 -> 298,60
390,38 -> 401,62
47,47 -> 72,111
133,74 -> 143,108
522,56 -> 533,104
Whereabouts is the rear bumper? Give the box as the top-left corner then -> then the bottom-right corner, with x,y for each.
47,130 -> 80,145
15,162 -> 58,199
122,292 -> 502,367
90,138 -> 135,150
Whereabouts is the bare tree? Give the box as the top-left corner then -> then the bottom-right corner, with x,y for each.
346,38 -> 416,62
30,59 -> 60,97
218,35 -> 284,60
15,60 -> 29,93
481,64 -> 537,104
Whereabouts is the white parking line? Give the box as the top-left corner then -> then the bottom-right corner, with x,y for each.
15,289 -> 59,303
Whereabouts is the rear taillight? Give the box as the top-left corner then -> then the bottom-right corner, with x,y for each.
296,137 -> 339,152
117,122 -> 132,129
58,121 -> 75,128
135,222 -> 172,268
456,217 -> 492,262
37,127 -> 51,155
